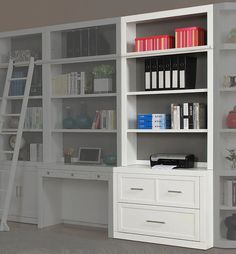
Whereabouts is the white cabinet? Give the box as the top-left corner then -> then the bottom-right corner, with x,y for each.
114,167 -> 212,249
0,164 -> 38,224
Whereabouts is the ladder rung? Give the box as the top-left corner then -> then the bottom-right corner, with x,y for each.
0,132 -> 17,135
1,129 -> 18,132
0,189 -> 6,192
1,114 -> 20,117
2,151 -> 14,154
9,77 -> 27,81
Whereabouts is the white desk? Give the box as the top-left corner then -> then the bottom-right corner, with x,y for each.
38,163 -> 114,237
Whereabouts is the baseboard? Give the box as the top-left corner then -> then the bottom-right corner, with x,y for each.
62,219 -> 108,229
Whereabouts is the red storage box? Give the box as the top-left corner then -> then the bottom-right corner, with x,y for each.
175,26 -> 205,48
135,35 -> 174,52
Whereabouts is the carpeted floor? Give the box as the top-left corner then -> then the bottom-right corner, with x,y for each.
0,223 -> 235,254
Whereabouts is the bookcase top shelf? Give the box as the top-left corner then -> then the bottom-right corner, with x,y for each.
127,89 -> 207,96
124,45 -> 211,59
52,129 -> 117,133
127,129 -> 208,133
0,96 -> 42,100
51,93 -> 117,99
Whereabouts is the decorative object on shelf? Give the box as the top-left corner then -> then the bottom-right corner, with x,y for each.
175,27 -> 205,48
223,75 -> 236,88
64,148 -> 74,164
223,179 -> 236,206
225,213 -> 236,240
226,106 -> 236,128
228,29 -> 236,43
11,49 -> 31,62
76,102 -> 92,129
63,106 -> 77,129
135,35 -> 174,52
9,135 -> 26,160
93,65 -> 114,93
225,149 -> 236,169
103,155 -> 117,165
78,147 -> 101,164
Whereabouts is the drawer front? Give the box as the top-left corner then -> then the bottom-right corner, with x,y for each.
118,175 -> 156,204
118,203 -> 199,241
156,176 -> 199,208
43,170 -> 90,180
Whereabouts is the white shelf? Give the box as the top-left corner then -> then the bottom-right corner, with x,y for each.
52,129 -> 117,133
127,129 -> 208,133
217,170 -> 236,177
127,89 -> 207,96
45,54 -> 117,65
220,205 -> 236,210
2,129 -> 43,133
220,43 -> 236,50
51,93 -> 117,99
220,129 -> 236,133
220,87 -> 236,92
1,95 -> 42,100
125,45 -> 211,59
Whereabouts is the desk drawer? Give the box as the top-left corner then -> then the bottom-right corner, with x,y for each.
118,175 -> 156,204
118,203 -> 199,241
156,176 -> 199,208
43,170 -> 90,180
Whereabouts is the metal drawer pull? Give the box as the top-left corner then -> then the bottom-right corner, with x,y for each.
146,220 -> 165,224
130,188 -> 144,191
168,190 -> 182,193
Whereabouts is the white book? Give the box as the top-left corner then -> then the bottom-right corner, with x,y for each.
37,144 -> 43,162
224,180 -> 236,206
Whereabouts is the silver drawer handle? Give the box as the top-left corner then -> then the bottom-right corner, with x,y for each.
168,190 -> 182,193
146,220 -> 165,224
130,188 -> 144,191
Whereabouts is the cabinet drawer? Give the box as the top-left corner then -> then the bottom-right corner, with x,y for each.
118,203 -> 199,241
156,176 -> 199,208
118,175 -> 156,204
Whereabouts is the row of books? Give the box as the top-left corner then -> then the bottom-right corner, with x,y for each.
145,55 -> 197,91
224,179 -> 236,207
91,110 -> 116,130
29,143 -> 43,162
137,114 -> 171,129
24,107 -> 43,129
171,103 -> 206,130
9,70 -> 26,96
52,72 -> 85,96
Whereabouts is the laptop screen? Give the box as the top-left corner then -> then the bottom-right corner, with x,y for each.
78,147 -> 101,163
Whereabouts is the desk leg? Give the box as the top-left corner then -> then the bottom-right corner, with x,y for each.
108,174 -> 113,238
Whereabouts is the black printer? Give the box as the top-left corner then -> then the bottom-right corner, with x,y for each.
150,153 -> 195,168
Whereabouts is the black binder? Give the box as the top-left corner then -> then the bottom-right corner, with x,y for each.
157,57 -> 164,90
171,56 -> 178,89
151,58 -> 157,90
145,59 -> 151,91
164,56 -> 171,89
178,55 -> 197,89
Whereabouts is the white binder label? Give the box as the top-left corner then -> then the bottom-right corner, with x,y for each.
172,70 -> 178,88
165,70 -> 171,88
180,70 -> 185,88
145,72 -> 150,89
152,71 -> 157,89
159,71 -> 164,89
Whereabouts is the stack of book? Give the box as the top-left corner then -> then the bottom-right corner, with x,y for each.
171,102 -> 206,129
24,107 -> 43,129
52,72 -> 85,96
30,143 -> 43,162
137,113 -> 171,129
224,179 -> 236,207
91,110 -> 116,130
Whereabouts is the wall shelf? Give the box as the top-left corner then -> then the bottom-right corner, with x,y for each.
51,93 -> 117,99
52,129 -> 117,133
127,89 -> 207,96
127,129 -> 208,133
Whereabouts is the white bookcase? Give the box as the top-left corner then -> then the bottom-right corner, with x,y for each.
1,2 -> 236,249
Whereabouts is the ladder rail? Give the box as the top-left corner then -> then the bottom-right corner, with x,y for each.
0,57 -> 35,231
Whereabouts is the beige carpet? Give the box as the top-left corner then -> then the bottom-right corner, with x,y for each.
0,223 -> 234,254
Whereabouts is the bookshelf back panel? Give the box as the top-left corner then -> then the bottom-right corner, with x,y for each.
136,133 -> 207,162
127,53 -> 207,92
51,24 -> 116,59
128,93 -> 207,129
127,14 -> 207,53
62,133 -> 117,162
219,11 -> 236,44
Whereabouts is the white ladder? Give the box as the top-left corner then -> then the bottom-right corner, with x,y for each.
0,57 -> 34,231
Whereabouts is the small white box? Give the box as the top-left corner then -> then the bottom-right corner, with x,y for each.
94,78 -> 112,93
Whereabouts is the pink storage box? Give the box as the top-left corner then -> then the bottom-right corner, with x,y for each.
175,26 -> 205,48
135,35 -> 174,52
